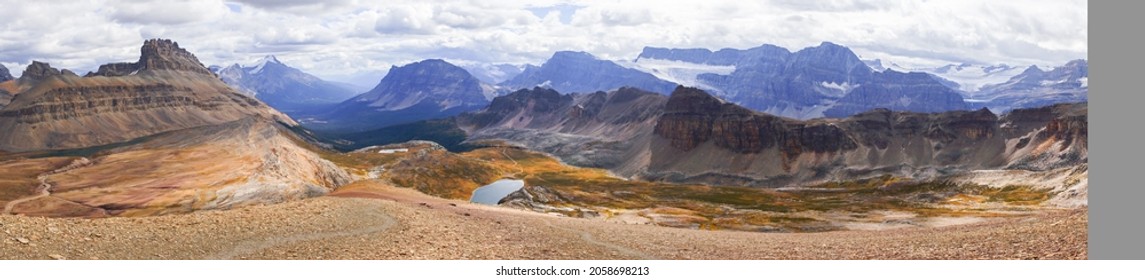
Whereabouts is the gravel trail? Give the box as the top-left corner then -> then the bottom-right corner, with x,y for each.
0,185 -> 1086,260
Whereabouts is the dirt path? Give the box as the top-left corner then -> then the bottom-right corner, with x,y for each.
3,175 -> 52,215
4,157 -> 90,215
543,219 -> 658,259
206,205 -> 398,260
501,147 -> 525,176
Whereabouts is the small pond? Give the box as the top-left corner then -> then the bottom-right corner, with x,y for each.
469,179 -> 525,205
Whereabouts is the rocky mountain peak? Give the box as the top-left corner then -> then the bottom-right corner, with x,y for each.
1019,65 -> 1044,76
378,59 -> 476,86
488,87 -> 567,112
311,58 -> 495,131
260,55 -> 282,65
663,86 -> 723,113
138,38 -> 212,75
19,61 -> 62,84
247,55 -> 287,75
353,58 -> 486,111
789,41 -> 867,73
88,39 -> 212,77
0,64 -> 13,82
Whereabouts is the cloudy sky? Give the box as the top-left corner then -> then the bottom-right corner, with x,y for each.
0,0 -> 1086,86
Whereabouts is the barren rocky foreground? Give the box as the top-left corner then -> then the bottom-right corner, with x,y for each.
0,184 -> 1086,260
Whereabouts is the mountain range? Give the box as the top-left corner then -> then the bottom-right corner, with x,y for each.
968,59 -> 1088,112
449,86 -> 1086,187
209,55 -> 358,115
864,58 -> 1089,113
500,51 -> 679,95
633,42 -> 971,119
863,60 -> 1028,92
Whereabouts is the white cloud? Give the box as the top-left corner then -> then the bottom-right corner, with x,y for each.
109,0 -> 228,25
374,5 -> 438,35
228,0 -> 355,14
0,0 -> 1086,81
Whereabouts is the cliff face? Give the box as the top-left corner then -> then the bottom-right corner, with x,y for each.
0,39 -> 291,152
654,86 -> 858,156
998,103 -> 1088,170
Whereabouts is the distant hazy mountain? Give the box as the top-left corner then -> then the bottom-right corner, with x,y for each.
500,51 -> 679,95
462,63 -> 526,84
309,59 -> 500,131
210,55 -> 358,115
968,59 -> 1088,113
863,58 -> 1088,113
637,42 -> 969,119
863,59 -> 1027,93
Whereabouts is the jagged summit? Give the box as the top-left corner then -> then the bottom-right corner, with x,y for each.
19,61 -> 63,84
1019,65 -> 1042,76
87,38 -> 213,77
249,55 -> 284,74
258,55 -> 282,64
138,38 -> 209,73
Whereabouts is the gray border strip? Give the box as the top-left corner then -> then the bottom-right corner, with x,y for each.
1089,1 -> 1143,259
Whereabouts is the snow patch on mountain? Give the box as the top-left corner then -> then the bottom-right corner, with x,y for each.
248,55 -> 281,75
818,81 -> 858,97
